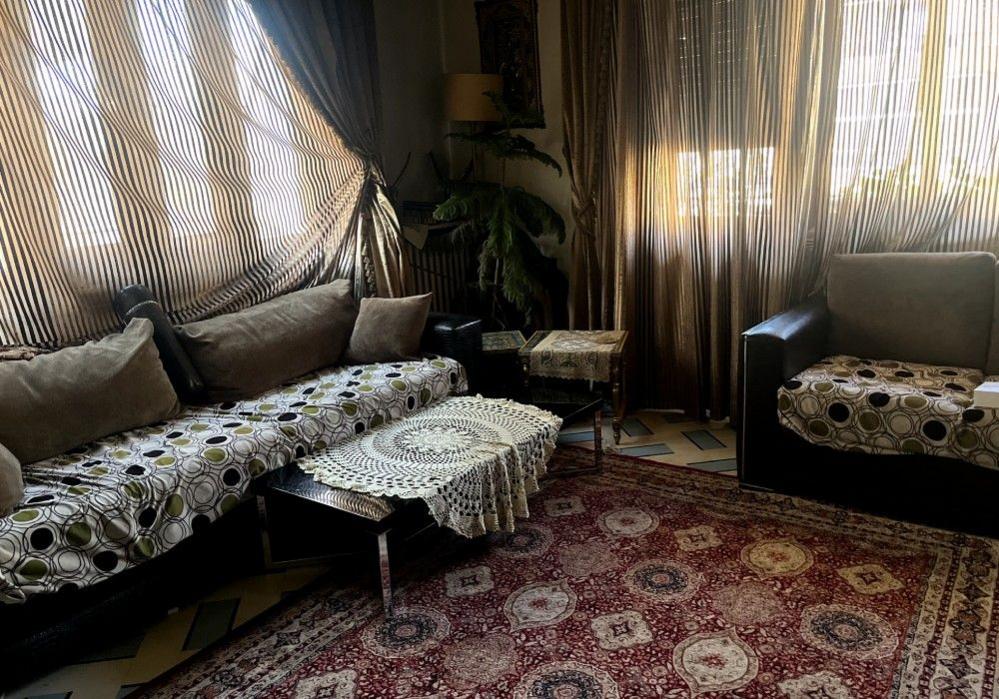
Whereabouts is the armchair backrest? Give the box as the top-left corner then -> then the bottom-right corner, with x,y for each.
827,252 -> 996,370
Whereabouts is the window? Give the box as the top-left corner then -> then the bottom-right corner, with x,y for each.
0,0 -> 365,347
136,0 -> 214,237
227,0 -> 305,242
22,0 -> 324,249
830,0 -> 999,194
676,148 -> 774,218
830,0 -> 928,194
28,0 -> 120,246
937,0 -> 999,185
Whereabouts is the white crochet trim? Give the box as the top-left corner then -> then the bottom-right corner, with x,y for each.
305,396 -> 562,538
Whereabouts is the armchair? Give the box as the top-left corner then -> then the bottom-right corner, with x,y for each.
739,252 -> 999,536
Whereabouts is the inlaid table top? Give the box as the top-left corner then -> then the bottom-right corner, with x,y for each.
520,329 -> 628,383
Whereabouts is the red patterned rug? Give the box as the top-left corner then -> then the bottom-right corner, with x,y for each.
139,447 -> 999,698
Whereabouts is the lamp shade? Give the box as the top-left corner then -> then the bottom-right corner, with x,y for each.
444,73 -> 504,122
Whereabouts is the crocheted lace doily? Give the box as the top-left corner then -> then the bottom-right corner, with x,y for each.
303,396 -> 562,537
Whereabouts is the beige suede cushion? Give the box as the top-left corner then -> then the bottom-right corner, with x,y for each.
344,293 -> 432,364
827,252 -> 996,369
0,318 -> 180,465
0,442 -> 23,518
176,280 -> 357,402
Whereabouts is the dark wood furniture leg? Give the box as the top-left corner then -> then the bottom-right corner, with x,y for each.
593,405 -> 603,471
611,359 -> 624,444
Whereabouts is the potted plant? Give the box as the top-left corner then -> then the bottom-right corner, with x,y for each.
433,94 -> 565,328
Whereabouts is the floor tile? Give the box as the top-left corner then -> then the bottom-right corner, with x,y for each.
73,630 -> 145,664
621,417 -> 652,437
558,431 -> 596,444
182,598 -> 240,651
687,458 -> 738,472
682,429 -> 727,450
614,443 -> 674,457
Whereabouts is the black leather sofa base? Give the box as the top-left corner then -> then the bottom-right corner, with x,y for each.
1,500 -> 260,691
740,426 -> 999,538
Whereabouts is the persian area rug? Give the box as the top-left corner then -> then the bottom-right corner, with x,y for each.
138,447 -> 999,698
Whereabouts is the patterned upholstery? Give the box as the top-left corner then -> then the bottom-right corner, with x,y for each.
0,357 -> 467,603
778,355 -> 999,469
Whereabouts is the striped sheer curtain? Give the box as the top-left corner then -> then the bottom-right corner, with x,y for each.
564,0 -> 999,420
0,0 -> 367,349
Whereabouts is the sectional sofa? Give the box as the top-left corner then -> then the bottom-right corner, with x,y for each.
0,282 -> 481,684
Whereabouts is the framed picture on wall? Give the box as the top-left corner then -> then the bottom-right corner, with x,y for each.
475,0 -> 544,128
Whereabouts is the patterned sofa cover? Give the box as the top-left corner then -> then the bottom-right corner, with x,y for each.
778,355 -> 998,469
0,356 -> 466,604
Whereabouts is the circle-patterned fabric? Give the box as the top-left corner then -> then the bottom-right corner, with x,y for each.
778,355 -> 999,468
305,397 -> 562,538
0,356 -> 466,604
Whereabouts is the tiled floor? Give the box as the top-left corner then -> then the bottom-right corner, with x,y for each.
9,411 -> 737,699
560,409 -> 737,476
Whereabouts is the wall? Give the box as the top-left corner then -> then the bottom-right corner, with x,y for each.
374,0 -> 572,267
373,0 -> 448,203
438,0 -> 571,267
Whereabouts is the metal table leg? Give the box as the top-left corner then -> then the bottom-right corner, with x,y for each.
377,530 -> 393,618
593,406 -> 603,472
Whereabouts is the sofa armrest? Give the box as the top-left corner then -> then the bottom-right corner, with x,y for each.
421,312 -> 482,391
113,285 -> 204,401
738,294 -> 829,486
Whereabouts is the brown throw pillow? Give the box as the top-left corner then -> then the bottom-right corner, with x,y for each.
176,280 -> 358,402
344,293 -> 432,364
0,318 -> 180,465
0,442 -> 23,518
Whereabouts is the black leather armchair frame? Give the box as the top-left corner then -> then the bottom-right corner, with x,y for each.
2,287 -> 483,689
740,294 -> 999,538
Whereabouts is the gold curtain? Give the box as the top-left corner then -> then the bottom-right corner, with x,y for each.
0,0 -> 369,349
564,0 -> 999,420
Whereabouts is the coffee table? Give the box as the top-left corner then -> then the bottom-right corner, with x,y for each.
254,396 -> 562,616
254,466 -> 424,617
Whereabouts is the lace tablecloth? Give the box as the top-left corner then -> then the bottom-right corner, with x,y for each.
302,397 -> 562,537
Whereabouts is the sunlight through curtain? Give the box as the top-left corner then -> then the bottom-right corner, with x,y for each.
0,0 -> 368,348
563,0 -> 999,420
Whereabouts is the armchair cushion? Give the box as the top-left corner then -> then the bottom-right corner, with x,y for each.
827,252 -> 996,370
778,355 -> 998,469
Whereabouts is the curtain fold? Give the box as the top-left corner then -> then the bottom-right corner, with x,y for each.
248,0 -> 408,298
561,0 -> 617,330
0,0 -> 369,349
563,0 -> 999,420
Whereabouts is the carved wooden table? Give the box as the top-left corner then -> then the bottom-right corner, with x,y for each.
519,330 -> 629,443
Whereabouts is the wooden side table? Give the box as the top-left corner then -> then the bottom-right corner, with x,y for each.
519,330 -> 629,443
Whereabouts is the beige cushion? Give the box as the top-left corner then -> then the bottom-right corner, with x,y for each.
827,252 -> 996,370
0,442 -> 23,517
0,318 -> 180,464
344,293 -> 432,364
176,280 -> 357,402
